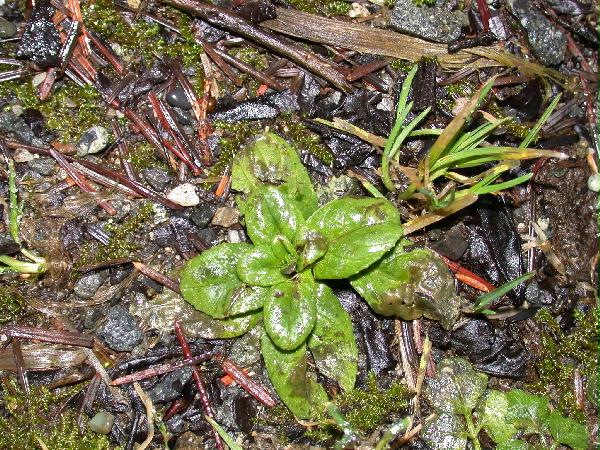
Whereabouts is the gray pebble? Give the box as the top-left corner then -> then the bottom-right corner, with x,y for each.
389,0 -> 466,43
0,18 -> 17,38
166,87 -> 192,110
27,157 -> 55,176
587,173 -> 599,192
97,306 -> 143,352
507,0 -> 566,65
77,126 -> 109,156
0,233 -> 20,255
148,367 -> 193,403
74,270 -> 108,299
142,167 -> 172,192
189,201 -> 218,229
196,227 -> 219,247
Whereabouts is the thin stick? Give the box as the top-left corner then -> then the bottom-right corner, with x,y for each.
12,338 -> 30,397
132,261 -> 181,294
133,382 -> 155,450
220,358 -> 276,407
0,326 -> 94,348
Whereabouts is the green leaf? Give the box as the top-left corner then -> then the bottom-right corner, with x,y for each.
548,410 -> 588,450
425,357 -> 488,416
350,247 -> 460,329
504,389 -> 549,435
296,230 -> 328,272
306,197 -> 401,241
479,390 -> 518,444
231,132 -> 318,218
497,440 -> 530,450
474,272 -> 535,311
236,245 -> 290,287
180,243 -> 267,319
205,416 -> 243,450
421,413 -> 468,450
261,333 -> 328,419
244,186 -> 305,246
183,310 -> 261,339
263,273 -> 317,350
313,222 -> 403,279
308,283 -> 358,391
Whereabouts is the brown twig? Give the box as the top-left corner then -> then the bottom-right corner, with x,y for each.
0,325 -> 94,348
220,357 -> 276,407
132,261 -> 181,294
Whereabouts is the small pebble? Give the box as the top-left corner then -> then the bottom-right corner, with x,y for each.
211,206 -> 239,227
12,149 -> 34,163
189,201 -> 218,228
31,72 -> 46,88
77,126 -> 109,156
74,271 -> 108,299
166,87 -> 192,109
27,157 -> 55,175
142,167 -> 172,192
166,183 -> 200,207
97,306 -> 143,352
88,411 -> 115,434
227,229 -> 242,243
11,105 -> 23,116
0,18 -> 16,38
587,173 -> 599,192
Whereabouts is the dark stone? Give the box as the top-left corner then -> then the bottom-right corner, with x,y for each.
166,87 -> 192,110
233,0 -> 276,23
60,220 -> 84,251
210,90 -> 299,122
0,234 -> 20,255
74,270 -> 109,299
390,0 -> 466,43
27,157 -> 54,176
0,111 -> 39,145
195,227 -> 219,248
21,108 -> 46,138
109,264 -> 134,285
97,306 -> 143,352
190,202 -> 218,229
429,223 -> 469,261
15,0 -> 61,68
148,368 -> 193,403
142,167 -> 172,192
152,225 -> 173,247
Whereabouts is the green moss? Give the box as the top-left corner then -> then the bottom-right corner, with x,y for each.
76,202 -> 155,268
208,120 -> 258,177
305,372 -> 410,444
129,141 -> 167,171
286,0 -> 349,16
412,0 -> 436,6
487,101 -> 532,140
275,114 -> 333,166
528,307 -> 599,421
0,286 -> 25,324
0,78 -> 108,143
0,377 -> 114,450
390,60 -> 415,72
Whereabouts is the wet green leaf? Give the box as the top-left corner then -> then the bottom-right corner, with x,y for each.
306,196 -> 401,241
180,243 -> 267,318
497,440 -> 530,450
313,223 -> 403,279
425,357 -> 488,415
308,283 -> 357,391
231,133 -> 318,218
261,334 -> 328,419
244,186 -> 305,246
421,412 -> 468,450
350,247 -> 460,329
183,310 -> 262,339
547,410 -> 588,450
263,273 -> 317,350
479,390 -> 517,444
504,389 -> 549,435
296,230 -> 328,272
237,245 -> 289,287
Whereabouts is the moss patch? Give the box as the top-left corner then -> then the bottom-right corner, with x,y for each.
0,377 -> 114,450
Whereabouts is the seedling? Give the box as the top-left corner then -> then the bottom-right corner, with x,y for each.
0,156 -> 46,274
180,133 -> 460,418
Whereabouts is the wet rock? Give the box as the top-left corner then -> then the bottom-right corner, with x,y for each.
15,0 -> 61,68
60,220 -> 84,251
166,87 -> 192,110
148,368 -> 193,403
587,173 -> 599,192
31,72 -> 47,88
109,264 -> 134,285
389,0 -> 466,43
22,108 -> 47,138
88,411 -> 115,434
98,306 -> 143,352
507,0 -> 566,65
0,18 -> 17,38
167,183 -> 200,207
0,234 -> 19,255
174,431 -> 205,450
211,206 -> 239,228
211,90 -> 298,122
233,0 -> 276,23
77,126 -> 109,156
190,201 -> 218,228
27,157 -> 54,176
429,223 -> 469,261
0,111 -> 40,146
142,167 -> 172,192
74,270 -> 108,299
196,227 -> 219,248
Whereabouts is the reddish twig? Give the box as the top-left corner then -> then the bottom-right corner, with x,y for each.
0,325 -> 94,348
174,320 -> 225,450
132,261 -> 181,294
220,357 -> 276,407
12,338 -> 30,397
475,0 -> 491,32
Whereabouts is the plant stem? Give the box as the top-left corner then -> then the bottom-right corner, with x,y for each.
463,410 -> 482,450
0,255 -> 45,273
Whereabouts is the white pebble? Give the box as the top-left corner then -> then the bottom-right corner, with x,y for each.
166,183 -> 200,207
587,173 -> 599,192
31,72 -> 46,88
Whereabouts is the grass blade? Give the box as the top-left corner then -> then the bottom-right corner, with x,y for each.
205,416 -> 243,450
474,272 -> 535,311
519,93 -> 562,148
403,193 -> 478,235
427,76 -> 497,166
470,173 -> 532,195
